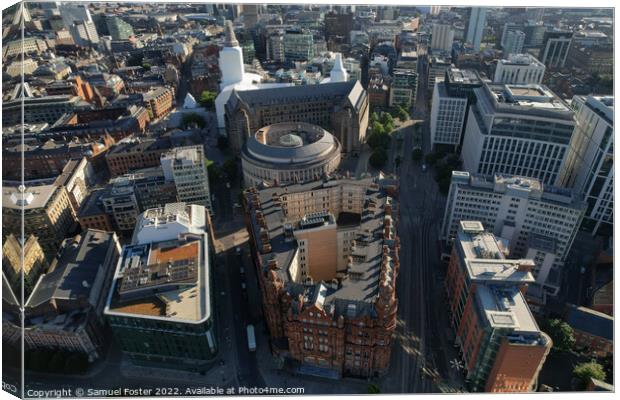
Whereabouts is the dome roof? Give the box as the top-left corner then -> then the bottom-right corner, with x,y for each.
278,134 -> 303,148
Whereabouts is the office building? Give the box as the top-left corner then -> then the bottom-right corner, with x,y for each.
442,172 -> 585,299
105,203 -> 217,372
2,184 -> 76,261
461,83 -> 576,186
465,7 -> 487,51
225,80 -> 369,154
24,230 -> 121,361
70,20 -> 99,46
284,30 -> 315,62
105,137 -> 172,177
2,235 -> 49,298
446,221 -> 551,392
143,87 -> 175,120
59,2 -> 92,26
324,11 -> 354,43
3,37 -> 48,60
500,23 -> 522,48
431,24 -> 455,52
396,50 -> 418,72
430,68 -> 482,149
77,189 -> 115,232
494,54 -> 545,85
561,96 -> 613,236
161,146 -> 213,214
503,30 -> 525,57
2,95 -> 83,126
267,33 -> 285,62
106,16 -> 135,40
243,177 -> 399,378
428,56 -> 452,88
539,31 -> 572,70
241,122 -> 341,187
389,68 -> 418,108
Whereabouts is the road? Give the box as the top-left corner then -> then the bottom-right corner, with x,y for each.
380,41 -> 466,394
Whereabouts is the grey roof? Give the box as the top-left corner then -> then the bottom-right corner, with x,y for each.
243,122 -> 340,167
566,305 -> 613,340
25,230 -> 115,310
229,80 -> 365,111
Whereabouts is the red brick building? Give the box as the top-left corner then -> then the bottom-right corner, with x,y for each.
105,137 -> 172,177
446,221 -> 551,392
244,178 -> 399,378
565,305 -> 613,358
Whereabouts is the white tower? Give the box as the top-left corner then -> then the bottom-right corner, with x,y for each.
329,53 -> 349,83
218,21 -> 245,88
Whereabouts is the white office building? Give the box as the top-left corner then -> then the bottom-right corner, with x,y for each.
494,54 -> 546,85
561,96 -> 614,237
160,146 -> 213,215
465,7 -> 487,51
461,83 -> 576,186
503,30 -> 525,57
442,171 -> 585,298
431,82 -> 468,147
539,31 -> 573,69
431,24 -> 454,52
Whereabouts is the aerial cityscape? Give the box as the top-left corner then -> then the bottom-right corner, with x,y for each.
1,2 -> 615,397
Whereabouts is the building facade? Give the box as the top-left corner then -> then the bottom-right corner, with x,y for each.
244,178 -> 399,378
461,83 -> 576,186
442,171 -> 585,300
494,54 -> 546,85
389,68 -> 418,108
539,31 -> 572,70
465,7 -> 487,51
225,81 -> 369,155
431,24 -> 454,52
430,68 -> 482,149
561,96 -> 613,236
2,235 -> 49,298
105,137 -> 172,177
446,221 -> 551,392
161,145 -> 213,214
502,30 -> 525,57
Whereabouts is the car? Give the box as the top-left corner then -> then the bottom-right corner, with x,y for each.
241,282 -> 246,291
422,164 -> 427,172
236,247 -> 242,256
240,266 -> 245,276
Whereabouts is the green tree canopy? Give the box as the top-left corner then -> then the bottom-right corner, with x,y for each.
369,148 -> 388,169
380,111 -> 393,126
396,105 -> 409,121
367,131 -> 391,150
181,113 -> 206,129
573,361 -> 606,389
544,318 -> 576,352
199,90 -> 217,109
223,157 -> 238,181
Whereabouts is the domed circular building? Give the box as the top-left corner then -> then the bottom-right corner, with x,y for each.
241,122 -> 341,187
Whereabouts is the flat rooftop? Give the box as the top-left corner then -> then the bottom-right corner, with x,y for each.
2,184 -> 58,210
485,83 -> 572,114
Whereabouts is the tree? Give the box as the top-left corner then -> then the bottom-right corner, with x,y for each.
223,158 -> 238,181
372,121 -> 385,136
396,105 -> 409,121
380,111 -> 393,126
369,148 -> 388,169
543,319 -> 576,352
181,113 -> 206,129
412,148 -> 423,162
142,62 -> 152,71
573,361 -> 606,389
206,159 -> 221,184
424,152 -> 439,166
367,384 -> 381,394
199,90 -> 217,109
367,131 -> 390,150
370,111 -> 379,125
217,135 -> 228,150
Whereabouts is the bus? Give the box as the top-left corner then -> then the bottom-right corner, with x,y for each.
246,324 -> 256,352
